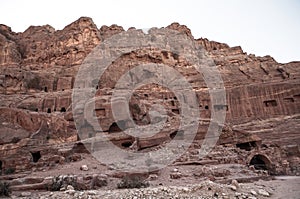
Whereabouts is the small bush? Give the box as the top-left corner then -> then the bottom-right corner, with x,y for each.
0,181 -> 10,197
91,176 -> 107,189
4,168 -> 15,175
49,176 -> 63,191
49,175 -> 80,191
117,175 -> 149,189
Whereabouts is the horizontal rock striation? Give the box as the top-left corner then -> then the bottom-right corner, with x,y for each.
0,18 -> 299,178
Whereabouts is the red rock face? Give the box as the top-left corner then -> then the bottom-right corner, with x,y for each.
0,17 -> 299,175
0,25 -> 21,65
167,22 -> 193,39
18,17 -> 100,67
99,24 -> 124,40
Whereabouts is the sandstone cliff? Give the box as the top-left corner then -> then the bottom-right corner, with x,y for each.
0,17 -> 299,177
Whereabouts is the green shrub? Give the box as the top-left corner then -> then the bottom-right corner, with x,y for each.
49,176 -> 63,191
117,175 -> 149,189
4,168 -> 15,175
48,175 -> 80,191
0,181 -> 10,197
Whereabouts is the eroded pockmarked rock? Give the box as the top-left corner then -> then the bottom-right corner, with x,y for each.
0,17 -> 299,185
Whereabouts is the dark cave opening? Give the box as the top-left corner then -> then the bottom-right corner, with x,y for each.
121,141 -> 133,148
31,151 -> 41,163
172,109 -> 179,114
249,154 -> 269,170
236,141 -> 257,151
0,160 -> 2,172
170,130 -> 184,140
108,122 -> 122,133
264,99 -> 277,107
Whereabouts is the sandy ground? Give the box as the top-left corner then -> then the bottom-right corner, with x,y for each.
5,154 -> 300,198
267,176 -> 300,199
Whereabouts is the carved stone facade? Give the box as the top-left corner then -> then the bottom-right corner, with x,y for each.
0,18 -> 299,177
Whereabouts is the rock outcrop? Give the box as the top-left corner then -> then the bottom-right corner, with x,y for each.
0,17 -> 299,180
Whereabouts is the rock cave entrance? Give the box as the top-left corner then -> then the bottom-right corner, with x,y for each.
214,104 -> 228,111
171,100 -> 175,106
172,109 -> 179,114
108,121 -> 127,133
249,154 -> 271,171
72,142 -> 89,153
121,141 -> 133,148
236,141 -> 257,151
170,130 -> 184,140
60,107 -> 66,112
31,151 -> 41,163
264,99 -> 277,107
0,160 -> 2,173
108,122 -> 122,133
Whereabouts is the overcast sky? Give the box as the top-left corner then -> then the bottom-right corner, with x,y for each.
1,0 -> 299,63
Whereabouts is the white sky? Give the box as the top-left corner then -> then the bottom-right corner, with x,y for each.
0,0 -> 299,63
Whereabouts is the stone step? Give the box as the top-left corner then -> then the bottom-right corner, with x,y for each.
216,175 -> 273,184
173,160 -> 219,166
10,177 -> 44,186
10,181 -> 49,191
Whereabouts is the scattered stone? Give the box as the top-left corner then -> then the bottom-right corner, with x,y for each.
21,192 -> 31,197
249,165 -> 255,171
80,165 -> 89,171
231,179 -> 239,188
230,185 -> 237,191
66,185 -> 74,190
248,197 -> 257,199
181,187 -> 189,192
147,174 -> 158,181
258,189 -> 270,197
87,190 -> 97,195
235,192 -> 242,197
170,172 -> 182,179
250,190 -> 257,196
65,189 -> 76,195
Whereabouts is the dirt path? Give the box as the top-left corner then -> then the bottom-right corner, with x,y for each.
269,176 -> 300,199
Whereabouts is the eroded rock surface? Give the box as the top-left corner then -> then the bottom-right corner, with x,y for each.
0,17 -> 299,195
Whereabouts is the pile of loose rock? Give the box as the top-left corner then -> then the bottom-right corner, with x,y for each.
11,180 -> 273,199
